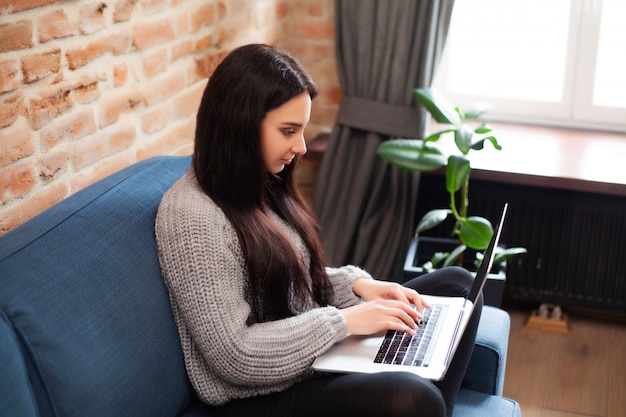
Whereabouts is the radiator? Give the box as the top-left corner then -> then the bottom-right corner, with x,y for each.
415,173 -> 626,313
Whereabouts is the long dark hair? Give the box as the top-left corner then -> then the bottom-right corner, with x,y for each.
193,44 -> 332,324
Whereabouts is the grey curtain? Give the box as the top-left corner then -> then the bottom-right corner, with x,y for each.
314,0 -> 455,281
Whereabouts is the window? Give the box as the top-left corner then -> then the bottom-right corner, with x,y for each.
433,0 -> 626,133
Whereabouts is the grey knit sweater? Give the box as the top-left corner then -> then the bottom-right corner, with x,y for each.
155,170 -> 371,405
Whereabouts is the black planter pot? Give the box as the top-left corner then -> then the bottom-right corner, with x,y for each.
403,236 -> 506,307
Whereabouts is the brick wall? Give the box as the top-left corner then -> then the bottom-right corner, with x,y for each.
0,0 -> 339,236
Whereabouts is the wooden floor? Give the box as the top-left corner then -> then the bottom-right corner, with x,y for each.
502,306 -> 626,417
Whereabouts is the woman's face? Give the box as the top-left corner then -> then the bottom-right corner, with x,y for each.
260,92 -> 311,174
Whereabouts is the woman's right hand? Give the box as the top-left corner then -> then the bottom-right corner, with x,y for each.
341,299 -> 420,336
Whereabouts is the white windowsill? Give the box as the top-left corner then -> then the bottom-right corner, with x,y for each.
427,121 -> 626,197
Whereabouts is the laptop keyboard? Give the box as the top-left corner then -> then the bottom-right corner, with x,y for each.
374,304 -> 446,367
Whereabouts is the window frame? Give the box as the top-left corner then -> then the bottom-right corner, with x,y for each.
433,0 -> 626,133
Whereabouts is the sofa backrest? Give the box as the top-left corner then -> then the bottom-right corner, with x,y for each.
0,156 -> 193,417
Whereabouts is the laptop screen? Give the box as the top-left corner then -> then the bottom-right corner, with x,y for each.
467,203 -> 508,304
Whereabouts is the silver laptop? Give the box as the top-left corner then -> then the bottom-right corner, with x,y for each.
312,203 -> 508,381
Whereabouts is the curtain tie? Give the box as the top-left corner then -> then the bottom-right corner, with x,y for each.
336,95 -> 425,138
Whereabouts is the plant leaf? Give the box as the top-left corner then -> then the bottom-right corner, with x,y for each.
377,139 -> 447,172
422,261 -> 434,272
474,121 -> 492,134
424,128 -> 455,144
443,245 -> 467,267
493,247 -> 527,265
470,135 -> 502,151
463,103 -> 490,120
445,155 -> 470,194
459,216 -> 493,250
454,125 -> 473,154
413,88 -> 461,126
416,209 -> 452,235
430,252 -> 450,269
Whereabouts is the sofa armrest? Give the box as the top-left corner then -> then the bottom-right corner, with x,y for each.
453,388 -> 521,417
462,305 -> 510,396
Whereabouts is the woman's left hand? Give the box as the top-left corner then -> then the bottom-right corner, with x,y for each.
352,278 -> 430,315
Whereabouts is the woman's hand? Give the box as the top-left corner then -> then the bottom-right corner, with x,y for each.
341,299 -> 420,336
341,279 -> 432,336
353,278 -> 430,312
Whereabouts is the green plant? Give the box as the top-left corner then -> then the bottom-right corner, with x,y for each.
377,87 -> 526,270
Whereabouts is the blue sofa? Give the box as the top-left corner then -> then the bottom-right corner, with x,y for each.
0,155 -> 521,417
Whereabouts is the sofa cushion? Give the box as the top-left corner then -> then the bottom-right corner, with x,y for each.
0,312 -> 38,417
453,388 -> 521,417
463,305 -> 510,396
0,156 -> 193,417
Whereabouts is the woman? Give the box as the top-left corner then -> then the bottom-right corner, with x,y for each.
155,44 -> 482,417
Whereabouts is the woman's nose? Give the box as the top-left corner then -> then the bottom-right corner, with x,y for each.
292,134 -> 307,155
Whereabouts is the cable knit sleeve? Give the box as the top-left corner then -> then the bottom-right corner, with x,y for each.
326,265 -> 372,308
155,172 -> 349,404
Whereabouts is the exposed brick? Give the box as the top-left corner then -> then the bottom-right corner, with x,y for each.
310,44 -> 334,62
133,18 -> 175,50
70,152 -> 134,192
276,2 -> 291,19
0,0 -> 339,239
39,146 -> 70,179
143,48 -> 168,77
310,104 -> 338,126
0,20 -> 34,53
68,71 -> 106,105
217,1 -> 227,19
279,41 -> 307,59
263,27 -> 281,45
173,12 -> 189,37
227,0 -> 256,13
66,30 -> 132,70
294,20 -> 334,39
191,4 -> 215,32
110,29 -> 134,55
186,65 -> 201,86
142,0 -> 167,16
38,9 -> 77,43
307,4 -> 323,17
173,142 -> 193,156
29,85 -> 73,130
137,118 -> 194,160
80,2 -> 108,35
39,108 -> 97,150
194,50 -> 228,80
71,80 -> 101,104
21,49 -> 61,84
0,60 -> 21,93
0,126 -> 34,167
0,181 -> 68,238
171,83 -> 204,119
0,0 -> 57,14
326,85 -> 342,105
73,121 -> 136,169
113,62 -> 129,87
195,34 -> 213,51
217,15 -> 253,45
142,104 -> 169,134
142,71 -> 186,106
0,92 -> 24,129
99,89 -> 143,127
172,39 -> 194,61
0,160 -> 37,204
113,0 -> 139,22
254,2 -> 277,30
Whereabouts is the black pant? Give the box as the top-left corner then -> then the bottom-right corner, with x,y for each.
213,267 -> 483,417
